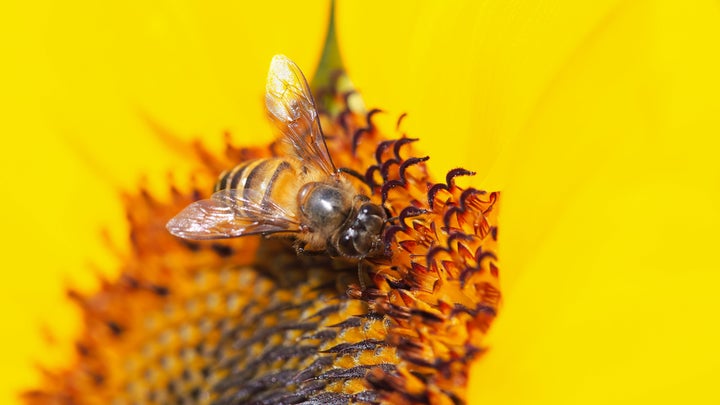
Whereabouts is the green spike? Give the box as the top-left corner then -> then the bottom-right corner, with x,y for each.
311,0 -> 344,93
311,0 -> 363,117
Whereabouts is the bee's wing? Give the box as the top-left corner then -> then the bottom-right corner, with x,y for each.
166,189 -> 301,240
265,55 -> 336,176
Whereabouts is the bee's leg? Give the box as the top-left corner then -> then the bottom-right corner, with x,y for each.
357,261 -> 366,290
293,240 -> 308,255
295,244 -> 326,256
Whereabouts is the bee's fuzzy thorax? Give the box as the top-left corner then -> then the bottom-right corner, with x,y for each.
24,71 -> 499,405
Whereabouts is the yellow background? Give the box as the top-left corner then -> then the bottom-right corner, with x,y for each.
2,1 -> 720,404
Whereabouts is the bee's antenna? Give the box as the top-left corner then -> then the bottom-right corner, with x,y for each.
385,207 -> 429,224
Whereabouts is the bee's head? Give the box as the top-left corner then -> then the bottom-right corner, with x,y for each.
335,201 -> 387,258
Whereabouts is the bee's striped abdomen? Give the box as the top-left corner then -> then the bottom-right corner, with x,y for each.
214,158 -> 298,211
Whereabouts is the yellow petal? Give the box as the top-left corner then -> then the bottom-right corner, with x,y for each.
340,0 -> 720,403
475,2 -> 720,403
0,2 -> 327,403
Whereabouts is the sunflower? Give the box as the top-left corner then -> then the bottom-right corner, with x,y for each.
2,1 -> 720,404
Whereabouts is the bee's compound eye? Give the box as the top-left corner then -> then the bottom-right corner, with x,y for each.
358,203 -> 386,221
338,231 -> 358,257
352,231 -> 374,255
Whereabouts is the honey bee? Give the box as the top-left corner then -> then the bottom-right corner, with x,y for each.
167,55 -> 387,258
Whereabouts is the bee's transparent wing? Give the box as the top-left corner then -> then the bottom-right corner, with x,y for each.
265,55 -> 336,175
166,189 -> 301,240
